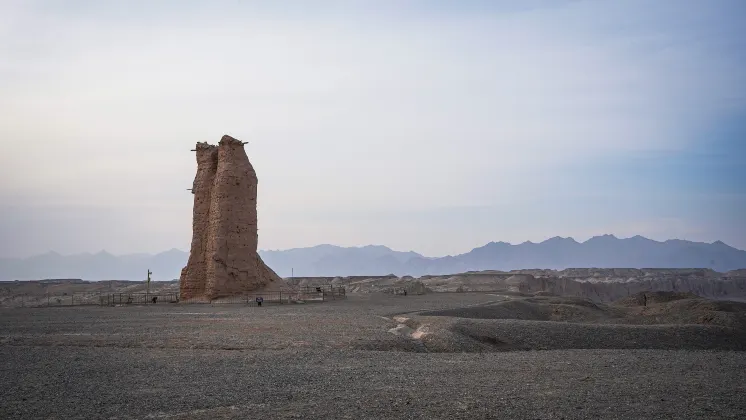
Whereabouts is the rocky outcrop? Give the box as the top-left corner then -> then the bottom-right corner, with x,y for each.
180,135 -> 282,300
424,272 -> 746,303
284,270 -> 746,302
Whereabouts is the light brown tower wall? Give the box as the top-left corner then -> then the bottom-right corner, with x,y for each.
179,143 -> 218,299
257,255 -> 283,286
180,135 -> 283,300
203,136 -> 260,298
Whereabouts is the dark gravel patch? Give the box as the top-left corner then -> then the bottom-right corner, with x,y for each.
449,319 -> 746,352
1,294 -> 746,419
2,346 -> 746,419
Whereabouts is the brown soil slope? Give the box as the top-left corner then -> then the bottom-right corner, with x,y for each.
376,292 -> 746,353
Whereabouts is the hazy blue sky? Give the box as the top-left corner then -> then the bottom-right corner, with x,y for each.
1,0 -> 745,257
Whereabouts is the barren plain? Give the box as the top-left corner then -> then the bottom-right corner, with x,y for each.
3,267 -> 746,308
2,291 -> 746,419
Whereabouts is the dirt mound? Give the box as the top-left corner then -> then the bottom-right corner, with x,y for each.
369,315 -> 746,353
618,297 -> 746,329
419,299 -> 550,321
419,294 -> 746,328
610,292 -> 746,329
372,294 -> 746,352
614,291 -> 700,307
418,296 -> 615,323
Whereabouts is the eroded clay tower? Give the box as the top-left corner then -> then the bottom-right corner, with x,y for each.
180,135 -> 282,300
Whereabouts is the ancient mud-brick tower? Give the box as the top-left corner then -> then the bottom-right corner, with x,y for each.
180,135 -> 282,300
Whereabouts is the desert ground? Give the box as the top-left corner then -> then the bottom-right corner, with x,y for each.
3,268 -> 744,308
1,291 -> 746,419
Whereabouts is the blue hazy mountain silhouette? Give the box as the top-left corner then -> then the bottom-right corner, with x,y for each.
1,236 -> 744,280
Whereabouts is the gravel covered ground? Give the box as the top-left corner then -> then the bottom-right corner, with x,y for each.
1,293 -> 745,419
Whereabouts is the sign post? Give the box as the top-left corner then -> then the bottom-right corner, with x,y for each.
147,269 -> 152,302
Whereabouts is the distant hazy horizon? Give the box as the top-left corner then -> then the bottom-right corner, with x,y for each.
3,234 -> 746,281
1,0 -> 745,258
6,234 -> 745,259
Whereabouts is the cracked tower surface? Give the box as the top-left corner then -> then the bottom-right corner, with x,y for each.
180,135 -> 282,300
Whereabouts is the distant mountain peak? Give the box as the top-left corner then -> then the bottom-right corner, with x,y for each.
664,239 -> 691,244
586,234 -> 618,243
484,241 -> 511,246
158,248 -> 185,255
544,236 -> 579,244
312,244 -> 340,249
3,237 -> 745,280
361,244 -> 393,251
711,240 -> 734,249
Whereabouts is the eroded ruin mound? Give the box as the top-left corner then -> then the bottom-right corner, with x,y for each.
180,135 -> 282,300
613,291 -> 699,306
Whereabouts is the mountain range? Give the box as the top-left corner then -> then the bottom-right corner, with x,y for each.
1,235 -> 745,281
